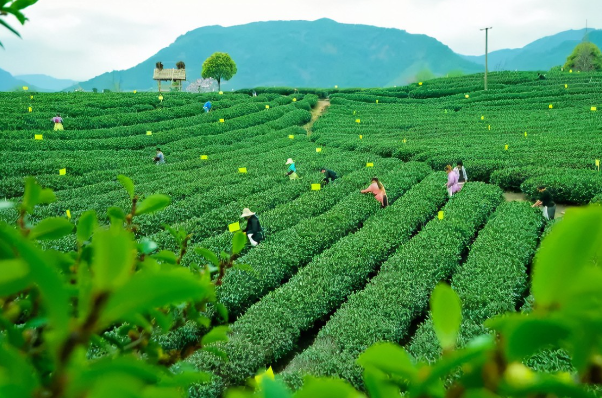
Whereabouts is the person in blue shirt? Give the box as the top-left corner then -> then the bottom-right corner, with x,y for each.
285,158 -> 299,180
154,148 -> 165,165
203,101 -> 212,113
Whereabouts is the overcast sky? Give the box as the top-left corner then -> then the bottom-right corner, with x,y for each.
0,0 -> 598,81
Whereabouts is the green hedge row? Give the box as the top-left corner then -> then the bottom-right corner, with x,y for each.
216,161 -> 432,319
281,183 -> 503,389
405,201 -> 543,364
179,172 -> 449,398
156,160 -> 415,352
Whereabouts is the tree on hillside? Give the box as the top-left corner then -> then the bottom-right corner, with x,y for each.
563,42 -> 602,72
201,52 -> 237,91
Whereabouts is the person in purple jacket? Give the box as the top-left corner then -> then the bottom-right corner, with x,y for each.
445,165 -> 462,197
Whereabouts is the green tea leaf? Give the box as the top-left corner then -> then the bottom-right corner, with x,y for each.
135,194 -> 171,216
293,377 -> 365,398
357,342 -> 417,381
431,283 -> 462,350
0,225 -> 70,345
138,238 -> 158,255
532,207 -> 602,307
0,259 -> 31,296
107,206 -> 126,220
99,268 -> 212,328
29,217 -> 73,240
201,325 -> 230,346
195,247 -> 220,267
91,227 -> 136,291
232,231 -> 247,255
117,175 -> 135,200
263,378 -> 293,398
76,210 -> 97,244
505,317 -> 571,361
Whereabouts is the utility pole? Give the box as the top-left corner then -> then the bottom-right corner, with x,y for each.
480,27 -> 493,91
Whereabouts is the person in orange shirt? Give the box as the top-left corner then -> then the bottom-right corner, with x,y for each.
361,177 -> 388,208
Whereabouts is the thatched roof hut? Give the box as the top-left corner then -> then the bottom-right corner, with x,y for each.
153,62 -> 186,91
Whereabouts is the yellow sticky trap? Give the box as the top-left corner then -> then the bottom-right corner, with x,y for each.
219,91 -> 223,95
419,82 -> 423,86
228,222 -> 240,232
254,367 -> 275,384
366,162 -> 374,168
288,135 -> 294,139
30,95 -> 33,100
265,105 -> 270,109
311,183 -> 321,191
564,84 -> 568,89
133,90 -> 137,93
524,132 -> 528,138
34,134 -> 43,140
355,119 -> 360,123
504,144 -> 509,151
146,131 -> 152,136
28,107 -> 32,113
549,104 -> 553,109
158,95 -> 163,101
23,86 -> 28,91
238,167 -> 247,174
481,116 -> 485,120
376,100 -> 379,104
59,168 -> 66,175
316,148 -> 322,152
293,98 -> 297,102
488,125 -> 491,131
592,107 -> 597,111
569,69 -> 573,73
465,94 -> 469,99
403,138 -> 407,144
219,119 -> 225,123
200,155 -> 208,160
334,85 -> 338,89
595,159 -> 600,167
359,135 -> 363,140
438,211 -> 444,220
66,209 -> 71,219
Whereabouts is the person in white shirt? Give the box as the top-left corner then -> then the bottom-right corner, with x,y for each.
455,160 -> 468,187
154,148 -> 165,165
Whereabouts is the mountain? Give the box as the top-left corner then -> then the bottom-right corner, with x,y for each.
0,67 -> 33,91
72,19 -> 482,91
15,74 -> 78,91
462,28 -> 602,71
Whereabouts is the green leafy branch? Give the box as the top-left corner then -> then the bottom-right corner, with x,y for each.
0,0 -> 39,48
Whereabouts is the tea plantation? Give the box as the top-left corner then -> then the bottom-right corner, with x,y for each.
1,70 -> 601,397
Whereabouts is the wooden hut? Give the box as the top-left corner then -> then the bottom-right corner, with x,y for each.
153,61 -> 186,92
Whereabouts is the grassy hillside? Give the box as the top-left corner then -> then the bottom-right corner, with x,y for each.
73,19 -> 482,91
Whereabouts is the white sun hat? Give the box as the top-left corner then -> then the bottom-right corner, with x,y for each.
286,158 -> 294,165
240,208 -> 255,218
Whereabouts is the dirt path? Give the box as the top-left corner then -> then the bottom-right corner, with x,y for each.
304,99 -> 330,135
503,192 -> 577,219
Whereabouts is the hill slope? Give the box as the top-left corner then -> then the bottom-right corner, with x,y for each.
462,28 -> 602,71
15,74 -> 78,91
73,19 -> 482,91
0,67 -> 32,91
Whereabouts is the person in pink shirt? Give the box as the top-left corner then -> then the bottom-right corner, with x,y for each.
51,114 -> 64,131
445,165 -> 462,197
361,177 -> 388,208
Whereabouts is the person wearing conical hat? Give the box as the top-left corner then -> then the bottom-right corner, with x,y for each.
241,208 -> 264,246
285,158 -> 299,180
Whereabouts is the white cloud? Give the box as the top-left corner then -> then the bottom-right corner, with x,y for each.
0,0 -> 598,80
